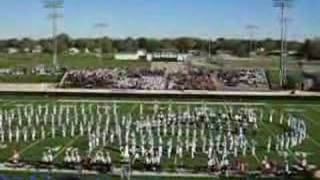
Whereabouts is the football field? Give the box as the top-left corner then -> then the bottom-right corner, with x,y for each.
0,96 -> 319,178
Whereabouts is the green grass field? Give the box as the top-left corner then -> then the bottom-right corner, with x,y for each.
0,53 -> 150,70
0,54 -> 320,89
0,53 -> 151,83
204,56 -> 310,88
0,53 -> 318,88
0,171 -> 217,180
0,96 -> 319,176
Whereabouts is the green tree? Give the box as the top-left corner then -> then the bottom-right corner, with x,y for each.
6,38 -> 20,48
145,39 -> 162,52
261,38 -> 279,52
0,40 -> 6,52
20,38 -> 35,52
137,38 -> 147,49
160,39 -> 176,50
287,41 -> 303,52
303,38 -> 320,60
57,33 -> 71,53
100,37 -> 113,53
234,43 -> 249,57
174,38 -> 197,52
39,39 -> 52,53
115,38 -> 139,52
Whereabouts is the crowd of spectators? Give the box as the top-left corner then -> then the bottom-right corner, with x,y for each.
0,65 -> 63,76
62,67 -> 269,91
62,68 -> 217,90
217,69 -> 268,89
167,69 -> 216,90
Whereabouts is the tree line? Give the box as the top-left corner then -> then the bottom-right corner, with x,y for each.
0,33 -> 319,59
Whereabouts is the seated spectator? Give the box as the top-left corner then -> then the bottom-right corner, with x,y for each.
62,67 -> 217,91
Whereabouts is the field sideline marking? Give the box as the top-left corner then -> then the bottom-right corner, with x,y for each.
3,99 -> 320,109
57,99 -> 267,106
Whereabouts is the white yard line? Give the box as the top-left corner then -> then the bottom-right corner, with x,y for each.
262,106 -> 320,165
301,114 -> 320,148
282,104 -> 320,107
53,136 -> 80,160
20,132 -> 54,154
259,120 -> 298,160
274,106 -> 320,149
129,103 -> 138,113
285,108 -> 306,113
260,105 -> 296,156
0,101 -> 17,108
253,155 -> 261,163
310,107 -> 320,114
20,139 -> 44,154
307,135 -> 320,148
303,113 -> 320,127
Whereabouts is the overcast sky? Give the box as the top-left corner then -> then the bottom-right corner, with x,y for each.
0,0 -> 319,40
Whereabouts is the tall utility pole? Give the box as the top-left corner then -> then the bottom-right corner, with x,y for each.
273,0 -> 294,87
208,38 -> 212,59
94,23 -> 108,60
283,17 -> 291,81
44,0 -> 64,70
246,24 -> 258,55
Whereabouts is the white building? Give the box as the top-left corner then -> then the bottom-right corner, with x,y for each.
94,48 -> 102,54
84,48 -> 91,54
115,49 -> 147,60
115,49 -> 192,62
69,47 -> 80,55
136,49 -> 147,57
115,52 -> 140,60
23,48 -> 30,53
7,48 -> 19,54
33,64 -> 48,75
32,45 -> 43,54
177,53 -> 191,61
146,52 -> 192,62
0,69 -> 11,74
146,54 -> 153,61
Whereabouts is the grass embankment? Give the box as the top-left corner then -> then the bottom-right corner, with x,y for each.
0,53 -> 150,83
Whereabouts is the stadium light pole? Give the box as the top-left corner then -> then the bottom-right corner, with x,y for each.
94,23 -> 108,61
246,25 -> 258,55
273,0 -> 294,87
44,0 -> 64,70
